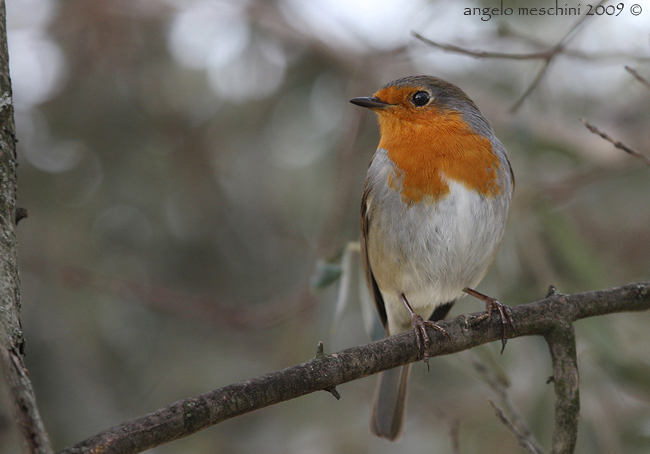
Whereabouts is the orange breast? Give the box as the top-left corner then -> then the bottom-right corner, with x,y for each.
377,109 -> 502,205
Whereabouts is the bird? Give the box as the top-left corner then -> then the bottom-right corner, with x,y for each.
349,75 -> 514,441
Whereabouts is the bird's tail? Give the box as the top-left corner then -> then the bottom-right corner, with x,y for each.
370,363 -> 411,440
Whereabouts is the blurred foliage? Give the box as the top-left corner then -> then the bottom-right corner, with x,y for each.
2,0 -> 650,453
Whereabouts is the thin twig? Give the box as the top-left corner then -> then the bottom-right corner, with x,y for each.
509,59 -> 552,112
510,0 -> 606,112
625,66 -> 650,91
496,23 -> 648,62
488,400 -> 545,454
411,32 -> 551,60
411,30 -> 648,63
472,355 -> 545,454
580,118 -> 650,167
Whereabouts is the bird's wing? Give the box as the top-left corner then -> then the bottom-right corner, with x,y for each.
360,181 -> 388,331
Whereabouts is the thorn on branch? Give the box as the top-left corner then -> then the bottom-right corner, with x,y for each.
15,207 -> 28,225
580,117 -> 650,167
315,342 -> 341,399
324,387 -> 341,400
315,341 -> 325,358
546,285 -> 562,298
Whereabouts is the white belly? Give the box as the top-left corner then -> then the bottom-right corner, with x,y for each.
365,151 -> 511,334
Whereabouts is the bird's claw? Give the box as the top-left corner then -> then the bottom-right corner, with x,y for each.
463,288 -> 514,354
410,313 -> 449,371
485,298 -> 514,354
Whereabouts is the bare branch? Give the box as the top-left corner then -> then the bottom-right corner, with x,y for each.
580,118 -> 650,167
58,282 -> 650,454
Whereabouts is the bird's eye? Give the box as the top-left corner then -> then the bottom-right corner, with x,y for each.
412,91 -> 430,107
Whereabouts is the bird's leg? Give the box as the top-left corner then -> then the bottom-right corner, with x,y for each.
399,293 -> 450,371
463,287 -> 514,353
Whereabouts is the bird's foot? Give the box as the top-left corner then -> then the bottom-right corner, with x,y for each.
400,294 -> 450,371
410,313 -> 449,370
463,288 -> 514,354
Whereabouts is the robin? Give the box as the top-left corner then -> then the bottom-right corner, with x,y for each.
350,75 -> 514,440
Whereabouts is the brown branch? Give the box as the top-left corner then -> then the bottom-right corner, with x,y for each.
58,282 -> 650,454
545,320 -> 579,453
580,118 -> 650,167
541,286 -> 579,454
0,1 -> 53,453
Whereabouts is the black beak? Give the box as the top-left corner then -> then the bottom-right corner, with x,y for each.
349,97 -> 390,109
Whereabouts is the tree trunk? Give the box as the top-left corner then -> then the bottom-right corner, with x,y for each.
0,1 -> 53,452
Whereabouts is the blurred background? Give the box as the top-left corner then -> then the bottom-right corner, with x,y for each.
2,0 -> 650,452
